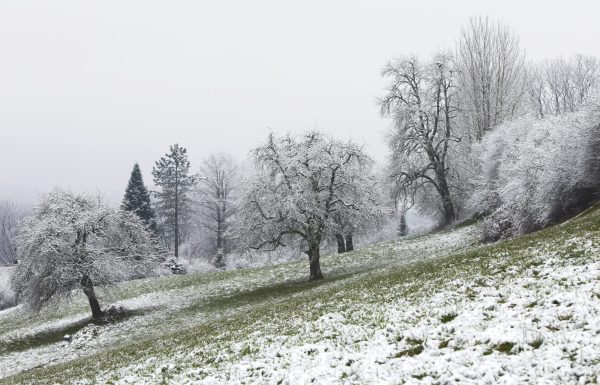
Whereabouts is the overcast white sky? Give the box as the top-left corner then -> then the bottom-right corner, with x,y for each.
1,0 -> 599,204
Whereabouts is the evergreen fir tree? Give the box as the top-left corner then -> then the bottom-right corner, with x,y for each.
121,163 -> 156,231
214,248 -> 226,270
398,211 -> 408,237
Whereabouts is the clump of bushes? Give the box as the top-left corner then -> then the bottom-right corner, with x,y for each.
469,93 -> 600,241
165,258 -> 186,275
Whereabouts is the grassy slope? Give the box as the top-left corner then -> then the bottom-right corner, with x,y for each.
0,204 -> 599,384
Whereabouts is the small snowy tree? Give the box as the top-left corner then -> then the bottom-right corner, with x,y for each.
214,248 -> 226,270
239,132 -> 382,281
12,190 -> 163,319
397,211 -> 408,237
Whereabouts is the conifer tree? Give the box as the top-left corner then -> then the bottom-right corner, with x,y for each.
122,163 -> 156,232
214,248 -> 225,270
152,144 -> 198,258
398,211 -> 408,237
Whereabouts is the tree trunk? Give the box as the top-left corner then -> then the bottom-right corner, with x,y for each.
432,162 -> 456,225
174,208 -> 179,259
174,204 -> 179,259
216,203 -> 223,252
174,163 -> 179,258
307,242 -> 323,281
439,183 -> 456,225
345,234 -> 354,252
81,275 -> 103,319
335,234 -> 345,253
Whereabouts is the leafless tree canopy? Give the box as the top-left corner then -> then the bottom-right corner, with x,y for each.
380,54 -> 461,224
527,55 -> 600,119
455,16 -> 527,140
0,201 -> 28,266
195,153 -> 239,257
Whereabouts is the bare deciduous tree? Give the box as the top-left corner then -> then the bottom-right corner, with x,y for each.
380,54 -> 461,225
11,190 -> 163,319
527,55 -> 600,118
456,16 -> 527,140
195,153 -> 239,264
0,201 -> 27,266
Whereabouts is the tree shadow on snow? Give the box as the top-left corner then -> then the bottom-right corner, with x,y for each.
0,306 -> 151,355
181,271 -> 357,316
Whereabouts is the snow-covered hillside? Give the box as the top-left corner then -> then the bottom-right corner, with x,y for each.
1,206 -> 599,384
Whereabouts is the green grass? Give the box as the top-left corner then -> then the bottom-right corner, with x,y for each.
453,213 -> 485,229
394,344 -> 424,358
1,203 -> 599,384
494,341 -> 516,354
440,312 -> 458,323
0,317 -> 94,355
528,336 -> 544,349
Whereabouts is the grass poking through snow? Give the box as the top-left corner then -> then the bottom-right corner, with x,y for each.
0,204 -> 599,384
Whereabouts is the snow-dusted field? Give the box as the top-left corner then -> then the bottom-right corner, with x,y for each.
1,206 -> 599,384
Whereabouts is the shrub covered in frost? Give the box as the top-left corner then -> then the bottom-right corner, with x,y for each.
469,93 -> 600,240
165,258 -> 186,275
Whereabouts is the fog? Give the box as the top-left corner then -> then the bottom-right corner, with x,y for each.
1,0 -> 599,204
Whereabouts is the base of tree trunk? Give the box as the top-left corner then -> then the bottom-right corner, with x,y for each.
86,294 -> 104,320
308,243 -> 324,281
345,234 -> 354,252
336,234 -> 345,253
81,275 -> 104,320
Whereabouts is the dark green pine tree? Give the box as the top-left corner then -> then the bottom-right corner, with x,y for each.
398,211 -> 408,237
122,163 -> 156,232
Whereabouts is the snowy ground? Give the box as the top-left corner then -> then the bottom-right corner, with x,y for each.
0,206 -> 599,384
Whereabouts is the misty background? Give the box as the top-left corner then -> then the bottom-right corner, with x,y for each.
1,0 -> 599,204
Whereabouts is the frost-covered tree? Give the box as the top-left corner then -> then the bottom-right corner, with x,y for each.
12,190 -> 163,319
469,93 -> 600,240
456,16 -> 527,140
153,144 -> 198,258
527,55 -> 600,118
195,153 -> 239,265
214,248 -> 225,270
392,188 -> 411,237
380,54 -> 462,225
239,132 -> 382,281
122,163 -> 156,231
0,201 -> 27,266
